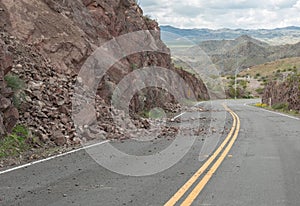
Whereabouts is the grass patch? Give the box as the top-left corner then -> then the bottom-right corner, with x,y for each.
271,102 -> 289,111
0,125 -> 33,158
255,87 -> 264,95
4,74 -> 24,91
239,57 -> 300,77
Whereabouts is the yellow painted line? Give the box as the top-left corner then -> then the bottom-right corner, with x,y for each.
181,108 -> 241,205
164,105 -> 237,206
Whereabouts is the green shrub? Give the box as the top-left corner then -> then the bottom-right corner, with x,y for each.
4,74 -> 26,108
12,92 -> 25,108
131,63 -> 138,70
272,102 -> 289,111
239,80 -> 247,89
255,87 -> 264,94
4,74 -> 24,91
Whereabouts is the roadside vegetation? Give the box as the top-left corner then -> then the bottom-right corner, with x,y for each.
223,57 -> 300,99
254,102 -> 300,117
0,125 -> 42,158
239,57 -> 300,77
4,74 -> 26,108
0,74 -> 41,159
254,69 -> 299,118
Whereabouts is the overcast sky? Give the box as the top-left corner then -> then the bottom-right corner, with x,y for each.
139,0 -> 300,29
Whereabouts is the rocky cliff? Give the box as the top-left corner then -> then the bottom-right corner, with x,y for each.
262,74 -> 300,111
0,0 -> 209,146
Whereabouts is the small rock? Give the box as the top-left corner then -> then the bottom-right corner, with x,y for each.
57,100 -> 65,106
40,134 -> 49,143
29,154 -> 39,160
0,96 -> 11,111
15,64 -> 23,69
24,112 -> 30,118
37,101 -> 45,108
73,137 -> 82,144
77,77 -> 83,84
51,131 -> 67,146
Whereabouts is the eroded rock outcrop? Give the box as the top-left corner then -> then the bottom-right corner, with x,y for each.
0,0 -> 209,145
262,75 -> 300,111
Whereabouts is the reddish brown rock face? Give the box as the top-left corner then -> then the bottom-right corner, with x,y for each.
0,0 -> 209,143
262,77 -> 300,111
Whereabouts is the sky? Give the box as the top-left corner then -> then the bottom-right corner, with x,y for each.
139,0 -> 300,29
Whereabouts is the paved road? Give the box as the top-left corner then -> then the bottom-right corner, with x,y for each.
198,100 -> 300,206
0,99 -> 299,206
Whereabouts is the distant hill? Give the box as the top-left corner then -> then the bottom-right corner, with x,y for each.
161,25 -> 300,45
239,57 -> 300,77
170,34 -> 300,74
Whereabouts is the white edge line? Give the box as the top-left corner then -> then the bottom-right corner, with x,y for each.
0,140 -> 110,175
171,112 -> 186,121
244,103 -> 300,120
171,101 -> 205,121
1,101 -> 207,175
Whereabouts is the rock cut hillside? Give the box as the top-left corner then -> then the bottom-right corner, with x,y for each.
262,73 -> 300,112
0,0 -> 209,147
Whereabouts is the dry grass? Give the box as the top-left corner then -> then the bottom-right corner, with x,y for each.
239,57 -> 300,77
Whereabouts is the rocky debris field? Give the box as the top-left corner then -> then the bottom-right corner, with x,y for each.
0,30 -> 209,168
0,0 -> 210,168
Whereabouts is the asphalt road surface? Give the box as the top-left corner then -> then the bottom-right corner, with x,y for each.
0,99 -> 299,206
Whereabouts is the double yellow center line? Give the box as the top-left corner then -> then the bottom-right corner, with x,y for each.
164,104 -> 241,206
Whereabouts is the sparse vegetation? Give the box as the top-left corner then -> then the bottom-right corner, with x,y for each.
225,78 -> 252,99
4,74 -> 24,91
255,87 -> 264,95
255,103 -> 268,108
144,14 -> 152,22
0,125 -> 34,158
4,74 -> 26,108
131,63 -> 138,70
240,57 -> 300,77
271,102 -> 289,111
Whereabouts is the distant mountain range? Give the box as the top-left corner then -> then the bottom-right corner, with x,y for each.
206,35 -> 300,74
161,25 -> 300,45
168,33 -> 300,74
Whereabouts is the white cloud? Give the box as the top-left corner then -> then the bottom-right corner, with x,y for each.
139,0 -> 300,29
